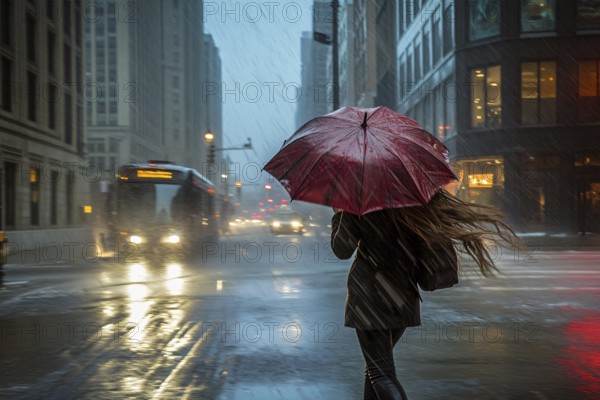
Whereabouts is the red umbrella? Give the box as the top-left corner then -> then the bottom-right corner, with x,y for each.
263,106 -> 457,215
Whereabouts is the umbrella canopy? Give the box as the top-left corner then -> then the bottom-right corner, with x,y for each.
263,106 -> 457,215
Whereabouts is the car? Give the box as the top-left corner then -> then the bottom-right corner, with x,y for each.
269,208 -> 305,235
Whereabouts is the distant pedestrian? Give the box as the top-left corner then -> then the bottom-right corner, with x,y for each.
331,189 -> 520,399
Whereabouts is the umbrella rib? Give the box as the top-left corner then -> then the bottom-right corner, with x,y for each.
360,126 -> 367,214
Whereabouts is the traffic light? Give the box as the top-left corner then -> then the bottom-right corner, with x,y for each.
235,181 -> 242,198
207,143 -> 216,164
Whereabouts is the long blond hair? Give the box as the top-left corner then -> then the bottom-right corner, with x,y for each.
392,189 -> 523,277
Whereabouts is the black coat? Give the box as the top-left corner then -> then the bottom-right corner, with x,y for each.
331,210 -> 421,330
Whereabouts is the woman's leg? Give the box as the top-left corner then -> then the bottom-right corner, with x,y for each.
356,328 -> 408,400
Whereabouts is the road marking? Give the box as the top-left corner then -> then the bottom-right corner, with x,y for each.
151,322 -> 215,400
530,390 -> 550,400
479,286 -> 600,291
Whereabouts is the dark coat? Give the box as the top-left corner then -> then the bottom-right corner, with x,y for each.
331,210 -> 421,330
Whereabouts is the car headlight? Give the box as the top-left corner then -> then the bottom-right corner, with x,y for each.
130,235 -> 142,244
272,221 -> 280,227
291,221 -> 300,228
167,234 -> 180,244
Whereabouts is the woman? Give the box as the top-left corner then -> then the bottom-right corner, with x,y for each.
331,188 -> 521,400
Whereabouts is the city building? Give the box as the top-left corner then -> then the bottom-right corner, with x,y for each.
84,0 -> 164,175
296,31 -> 315,127
338,0 -> 356,107
296,1 -> 333,126
162,0 -> 206,172
396,0 -> 600,233
0,0 -> 89,232
353,0 -> 378,107
375,0 -> 397,108
202,33 -> 224,187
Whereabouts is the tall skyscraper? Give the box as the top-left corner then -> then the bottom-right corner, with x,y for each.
297,1 -> 333,126
85,0 -> 165,173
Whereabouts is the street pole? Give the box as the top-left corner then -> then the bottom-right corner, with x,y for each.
332,0 -> 339,110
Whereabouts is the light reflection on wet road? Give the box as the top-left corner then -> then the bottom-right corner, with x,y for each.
1,225 -> 599,399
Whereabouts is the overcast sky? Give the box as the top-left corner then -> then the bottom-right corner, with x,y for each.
204,1 -> 315,180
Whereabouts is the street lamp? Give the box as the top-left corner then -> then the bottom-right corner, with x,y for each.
204,131 -> 216,165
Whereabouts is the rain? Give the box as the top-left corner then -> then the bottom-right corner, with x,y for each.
1,0 -> 600,399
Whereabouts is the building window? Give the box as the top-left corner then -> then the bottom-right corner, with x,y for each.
432,15 -> 442,65
76,55 -> 82,95
398,56 -> 406,101
109,138 -> 119,153
63,0 -> 71,35
26,14 -> 36,63
398,0 -> 404,36
521,61 -> 556,125
577,0 -> 600,29
454,158 -> 505,210
470,66 -> 502,128
469,0 -> 500,41
27,71 -> 37,121
407,53 -> 413,85
579,60 -> 600,97
435,85 -> 445,139
578,60 -> 600,122
48,83 -> 58,129
48,31 -> 56,74
65,94 -> 73,144
414,42 -> 421,82
4,162 -> 17,228
30,167 -> 40,226
1,57 -> 12,112
521,0 -> 556,32
75,4 -> 82,45
66,170 -> 73,224
423,30 -> 430,74
445,79 -> 456,137
64,44 -> 71,83
1,0 -> 11,46
51,171 -> 59,225
422,93 -> 433,134
443,5 -> 454,55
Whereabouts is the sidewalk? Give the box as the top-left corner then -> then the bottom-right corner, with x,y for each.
516,232 -> 600,251
1,227 -> 100,265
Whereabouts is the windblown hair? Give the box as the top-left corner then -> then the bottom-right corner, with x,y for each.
391,188 -> 523,277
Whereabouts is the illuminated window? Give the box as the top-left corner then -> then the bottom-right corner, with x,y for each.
521,61 -> 556,125
578,60 -> 600,122
579,61 -> 599,97
30,167 -> 40,226
470,66 -> 501,128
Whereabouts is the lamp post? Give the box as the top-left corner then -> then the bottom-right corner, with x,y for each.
204,130 -> 216,165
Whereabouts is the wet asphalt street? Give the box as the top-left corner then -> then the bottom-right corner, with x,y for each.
1,223 -> 599,400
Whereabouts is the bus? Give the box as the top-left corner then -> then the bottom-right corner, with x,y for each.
105,161 -> 218,257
